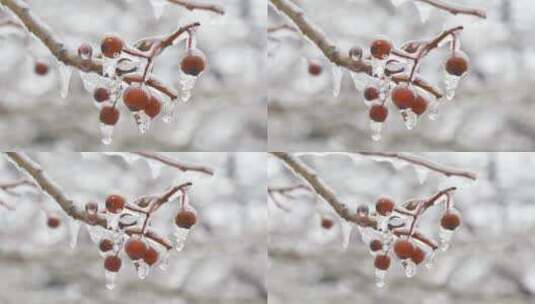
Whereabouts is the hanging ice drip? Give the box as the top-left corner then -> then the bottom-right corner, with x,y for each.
443,39 -> 468,101
149,0 -> 169,19
179,30 -> 206,103
439,207 -> 460,251
174,188 -> 197,252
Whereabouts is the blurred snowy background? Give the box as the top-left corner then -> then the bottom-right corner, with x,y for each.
0,152 -> 267,304
0,0 -> 266,150
269,152 -> 535,304
268,0 -> 535,151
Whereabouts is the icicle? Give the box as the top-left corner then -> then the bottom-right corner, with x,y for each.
443,71 -> 460,100
401,260 -> 417,278
107,213 -> 120,230
158,251 -> 170,271
179,73 -> 197,103
340,220 -> 353,250
86,225 -> 101,244
105,270 -> 117,290
413,165 -> 429,184
371,57 -> 386,78
149,0 -> 168,19
401,108 -> 418,130
425,251 -> 435,269
79,71 -> 100,93
375,269 -> 387,288
162,99 -> 178,123
174,227 -> 190,252
103,57 -> 119,78
146,160 -> 163,179
331,65 -> 343,98
439,227 -> 454,251
413,1 -> 433,23
58,62 -> 72,99
69,220 -> 80,249
99,123 -> 115,145
370,121 -> 383,142
390,0 -> 409,7
377,216 -> 388,232
133,112 -> 151,135
427,99 -> 442,121
135,261 -> 150,280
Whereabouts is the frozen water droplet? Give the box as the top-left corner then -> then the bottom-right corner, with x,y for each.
146,160 -> 163,179
107,213 -> 121,231
149,0 -> 168,19
133,112 -> 151,135
377,216 -> 388,232
439,227 -> 454,251
370,121 -> 383,141
103,57 -> 118,78
69,220 -> 80,249
349,72 -> 369,93
402,260 -> 417,278
179,73 -> 198,103
331,64 -> 343,98
340,220 -> 353,250
100,123 -> 114,145
79,71 -> 100,93
174,227 -> 190,252
158,251 -> 170,271
86,224 -> 102,244
427,99 -> 443,121
443,71 -> 460,100
390,0 -> 409,7
401,108 -> 418,130
58,62 -> 72,99
425,251 -> 435,269
105,270 -> 117,290
375,269 -> 387,288
371,57 -> 386,77
135,261 -> 150,280
414,1 -> 433,23
162,99 -> 178,124
414,165 -> 429,184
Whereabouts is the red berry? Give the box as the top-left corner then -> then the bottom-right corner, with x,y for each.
123,86 -> 150,112
99,106 -> 120,126
321,218 -> 334,230
180,49 -> 206,76
369,105 -> 388,122
391,85 -> 415,109
101,35 -> 123,58
104,255 -> 122,272
143,246 -> 159,266
34,61 -> 49,76
411,94 -> 428,115
375,197 -> 394,216
105,194 -> 125,214
308,61 -> 322,76
370,39 -> 392,60
175,210 -> 197,229
370,239 -> 382,252
440,212 -> 460,230
144,95 -> 161,118
393,239 -> 414,260
124,237 -> 147,260
78,43 -> 93,59
411,246 -> 425,265
94,87 -> 110,103
374,254 -> 391,270
445,55 -> 468,76
364,86 -> 379,101
99,239 -> 114,252
47,216 -> 60,228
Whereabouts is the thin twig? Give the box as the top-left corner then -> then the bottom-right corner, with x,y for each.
415,0 -> 487,19
134,152 -> 214,176
167,0 -> 225,15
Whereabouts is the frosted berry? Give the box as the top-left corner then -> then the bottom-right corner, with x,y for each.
34,61 -> 49,76
175,210 -> 197,229
308,61 -> 322,76
123,86 -> 150,112
104,255 -> 122,272
364,86 -> 379,101
374,254 -> 391,270
445,55 -> 468,76
124,237 -> 147,260
99,106 -> 120,126
369,105 -> 388,122
411,94 -> 428,115
370,39 -> 392,60
99,239 -> 114,252
357,205 -> 369,216
370,239 -> 382,252
47,216 -> 60,228
94,87 -> 110,103
321,218 -> 334,230
410,246 -> 425,265
144,95 -> 161,118
143,246 -> 159,266
105,194 -> 125,214
101,35 -> 123,58
391,85 -> 415,109
440,212 -> 460,230
180,49 -> 206,76
78,43 -> 93,59
375,197 -> 394,216
393,239 -> 414,260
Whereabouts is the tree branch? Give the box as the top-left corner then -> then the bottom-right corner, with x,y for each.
167,0 -> 225,15
133,152 -> 214,176
415,0 -> 487,19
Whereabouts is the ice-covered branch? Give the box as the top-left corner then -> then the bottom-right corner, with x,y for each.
415,0 -> 487,19
167,0 -> 225,15
134,152 -> 214,176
